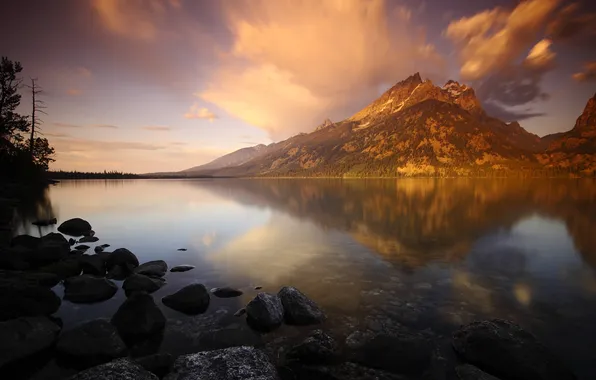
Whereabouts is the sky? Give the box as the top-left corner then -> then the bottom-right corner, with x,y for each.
1,0 -> 595,173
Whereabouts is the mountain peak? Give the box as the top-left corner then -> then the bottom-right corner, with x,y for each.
315,118 -> 334,131
573,92 -> 596,132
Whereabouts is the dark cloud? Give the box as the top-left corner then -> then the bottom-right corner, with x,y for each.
546,3 -> 596,42
482,101 -> 546,122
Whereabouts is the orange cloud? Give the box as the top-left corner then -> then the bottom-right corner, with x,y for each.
66,89 -> 81,96
573,61 -> 596,82
184,104 -> 217,121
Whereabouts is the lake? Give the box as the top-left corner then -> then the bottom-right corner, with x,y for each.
15,178 -> 596,378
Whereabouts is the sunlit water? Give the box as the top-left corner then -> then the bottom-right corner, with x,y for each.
15,179 -> 596,378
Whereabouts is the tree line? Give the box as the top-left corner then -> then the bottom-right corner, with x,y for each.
48,170 -> 139,179
1,56 -> 54,182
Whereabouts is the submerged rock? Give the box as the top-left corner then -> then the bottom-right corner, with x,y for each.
246,293 -> 283,330
0,316 -> 61,367
278,286 -> 325,325
170,265 -> 194,273
68,359 -> 158,380
211,287 -> 243,298
75,245 -> 91,251
287,330 -> 338,364
79,236 -> 99,243
134,260 -> 167,277
123,274 -> 165,296
100,244 -> 110,248
58,218 -> 92,237
107,248 -> 139,271
162,284 -> 210,315
0,280 -> 61,321
112,292 -> 166,341
452,319 -> 576,380
456,364 -> 502,380
63,275 -> 118,303
164,346 -> 278,380
176,248 -> 186,251
81,253 -> 110,276
56,319 -> 127,369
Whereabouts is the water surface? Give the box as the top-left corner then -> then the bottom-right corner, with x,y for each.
17,178 -> 596,378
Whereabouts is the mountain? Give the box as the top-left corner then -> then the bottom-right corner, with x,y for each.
182,76 -> 595,177
183,144 -> 267,173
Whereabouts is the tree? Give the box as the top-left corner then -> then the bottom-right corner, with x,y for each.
0,57 -> 29,149
26,137 -> 55,171
25,78 -> 47,160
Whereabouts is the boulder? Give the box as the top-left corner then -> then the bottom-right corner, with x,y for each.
0,280 -> 61,321
164,346 -> 278,380
134,353 -> 174,379
58,218 -> 92,236
0,316 -> 61,367
28,232 -> 70,267
67,359 -> 158,380
106,265 -> 129,281
452,319 -> 576,380
245,292 -> 283,330
75,245 -> 91,251
11,234 -> 40,250
82,230 -> 95,237
287,330 -> 338,364
170,265 -> 194,273
123,274 -> 165,296
79,236 -> 99,243
278,286 -> 325,325
81,253 -> 110,276
94,246 -> 104,253
39,256 -> 82,279
107,248 -> 139,271
0,269 -> 60,287
63,275 -> 118,303
456,364 -> 502,380
134,260 -> 167,277
211,287 -> 243,298
69,238 -> 76,246
111,292 -> 166,341
56,319 -> 127,369
100,244 -> 110,248
162,284 -> 210,315
234,308 -> 246,317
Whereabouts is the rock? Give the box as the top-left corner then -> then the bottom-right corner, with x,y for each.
350,331 -> 432,376
0,269 -> 60,287
100,244 -> 110,248
63,275 -> 118,303
0,316 -> 61,367
234,308 -> 246,317
0,280 -> 61,321
112,292 -> 165,341
456,364 -> 502,380
39,256 -> 82,279
29,232 -> 71,267
82,230 -> 95,237
56,319 -> 127,369
254,286 -> 263,290
135,260 -> 168,277
211,287 -> 243,298
176,248 -> 186,251
123,274 -> 165,296
170,265 -> 194,273
58,218 -> 92,236
75,245 -> 91,251
162,284 -> 210,315
79,236 -> 99,243
11,234 -> 41,249
94,246 -> 104,253
32,218 -> 57,226
245,292 -> 283,330
69,238 -> 76,246
67,359 -> 158,380
282,361 -> 404,380
452,319 -> 576,380
287,330 -> 338,364
81,253 -> 110,276
0,245 -> 31,270
106,265 -> 129,281
107,248 -> 139,271
164,346 -> 278,380
278,286 -> 325,325
134,353 -> 174,379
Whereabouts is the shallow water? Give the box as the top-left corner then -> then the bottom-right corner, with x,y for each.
15,178 -> 596,378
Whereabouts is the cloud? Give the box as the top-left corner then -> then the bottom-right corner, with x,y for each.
523,39 -> 556,73
53,122 -> 80,128
184,104 -> 217,121
53,122 -> 119,129
66,89 -> 81,96
445,0 -> 560,81
44,132 -> 71,138
142,125 -> 171,131
546,3 -> 596,41
481,102 -> 546,122
199,0 -> 443,140
573,61 -> 596,82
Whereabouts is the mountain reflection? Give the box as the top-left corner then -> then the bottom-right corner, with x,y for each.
197,179 -> 596,271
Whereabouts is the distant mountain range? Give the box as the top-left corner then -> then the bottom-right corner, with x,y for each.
183,73 -> 596,177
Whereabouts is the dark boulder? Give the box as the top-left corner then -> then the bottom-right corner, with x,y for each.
81,253 -> 110,276
164,346 -> 278,380
69,238 -> 76,246
245,292 -> 283,330
456,364 -> 502,380
39,256 -> 82,279
79,236 -> 99,243
107,248 -> 139,271
278,286 -> 325,325
28,232 -> 70,267
58,218 -> 92,237
106,265 -> 129,281
0,280 -> 61,321
0,269 -> 60,287
452,319 -> 576,380
56,319 -> 127,369
170,265 -> 194,273
134,260 -> 167,277
134,353 -> 174,379
82,229 -> 95,237
94,246 -> 104,253
287,330 -> 338,364
100,244 -> 110,248
11,234 -> 40,250
162,284 -> 210,315
63,275 -> 118,303
111,292 -> 166,341
0,316 -> 61,367
211,286 -> 243,298
67,359 -> 158,380
123,274 -> 165,296
75,245 -> 91,251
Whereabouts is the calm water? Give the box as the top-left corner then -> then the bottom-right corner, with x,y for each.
16,179 -> 596,378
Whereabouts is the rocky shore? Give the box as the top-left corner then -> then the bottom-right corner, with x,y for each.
0,216 -> 579,380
